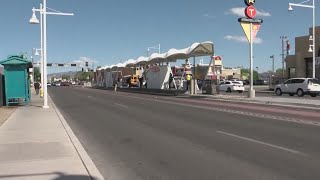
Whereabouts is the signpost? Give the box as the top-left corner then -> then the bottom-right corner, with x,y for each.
239,0 -> 263,98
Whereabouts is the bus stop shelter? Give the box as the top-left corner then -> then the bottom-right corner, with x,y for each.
0,55 -> 32,106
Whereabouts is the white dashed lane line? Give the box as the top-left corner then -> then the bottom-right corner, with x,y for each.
217,131 -> 308,156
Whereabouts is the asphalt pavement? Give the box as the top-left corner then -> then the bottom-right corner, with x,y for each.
49,86 -> 320,180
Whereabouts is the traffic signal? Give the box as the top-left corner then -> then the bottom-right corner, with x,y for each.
82,68 -> 84,72
85,62 -> 88,67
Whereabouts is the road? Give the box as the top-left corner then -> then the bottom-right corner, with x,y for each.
49,86 -> 320,180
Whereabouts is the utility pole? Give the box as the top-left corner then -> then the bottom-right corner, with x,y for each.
270,55 -> 275,73
280,36 -> 287,78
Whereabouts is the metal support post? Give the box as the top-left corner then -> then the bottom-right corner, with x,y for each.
249,23 -> 255,98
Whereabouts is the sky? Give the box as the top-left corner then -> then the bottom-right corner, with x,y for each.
0,0 -> 319,74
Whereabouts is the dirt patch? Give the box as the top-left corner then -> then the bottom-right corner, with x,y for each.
0,107 -> 16,127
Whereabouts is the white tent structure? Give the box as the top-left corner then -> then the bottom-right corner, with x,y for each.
124,59 -> 137,68
97,41 -> 214,90
135,56 -> 149,66
147,53 -> 168,65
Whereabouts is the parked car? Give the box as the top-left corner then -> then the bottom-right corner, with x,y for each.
242,80 -> 250,85
275,78 -> 320,97
61,82 -> 70,86
253,79 -> 267,85
219,81 -> 245,93
47,83 -> 52,87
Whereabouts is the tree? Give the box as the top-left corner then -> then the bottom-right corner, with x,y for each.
34,67 -> 41,81
276,68 -> 283,74
62,74 -> 70,80
241,68 -> 259,80
75,71 -> 94,82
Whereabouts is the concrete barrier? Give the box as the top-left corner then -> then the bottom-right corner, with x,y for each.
93,86 -> 187,96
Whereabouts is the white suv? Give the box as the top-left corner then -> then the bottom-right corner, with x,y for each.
275,78 -> 320,97
219,81 -> 245,93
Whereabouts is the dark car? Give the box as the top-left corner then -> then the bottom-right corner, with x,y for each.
253,80 -> 267,85
242,80 -> 250,85
61,82 -> 70,86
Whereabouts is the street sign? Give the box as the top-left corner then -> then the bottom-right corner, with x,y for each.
240,22 -> 261,43
245,0 -> 256,6
252,24 -> 261,40
238,18 -> 263,24
245,6 -> 256,19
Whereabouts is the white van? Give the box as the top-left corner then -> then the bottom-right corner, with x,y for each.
274,78 -> 320,97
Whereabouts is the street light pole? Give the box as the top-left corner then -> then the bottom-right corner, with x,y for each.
30,0 -> 73,108
147,44 -> 161,56
312,0 -> 316,78
42,0 -> 49,108
270,55 -> 275,73
280,36 -> 287,78
289,0 -> 316,78
40,3 -> 44,91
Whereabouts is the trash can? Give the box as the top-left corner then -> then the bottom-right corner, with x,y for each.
202,80 -> 216,95
0,55 -> 32,106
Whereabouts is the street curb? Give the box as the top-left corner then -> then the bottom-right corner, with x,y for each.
49,95 -> 105,180
194,95 -> 320,110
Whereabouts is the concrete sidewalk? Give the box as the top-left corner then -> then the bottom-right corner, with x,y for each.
0,92 -> 104,180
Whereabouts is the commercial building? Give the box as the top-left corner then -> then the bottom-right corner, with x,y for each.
286,26 -> 320,79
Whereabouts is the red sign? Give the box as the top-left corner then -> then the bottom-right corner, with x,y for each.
214,56 -> 222,61
245,6 -> 256,19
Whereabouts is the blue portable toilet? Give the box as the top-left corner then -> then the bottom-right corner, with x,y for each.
0,55 -> 32,106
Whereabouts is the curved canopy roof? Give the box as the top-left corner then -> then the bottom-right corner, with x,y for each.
124,59 -> 137,68
147,53 -> 167,65
99,41 -> 214,70
166,48 -> 189,62
135,56 -> 149,65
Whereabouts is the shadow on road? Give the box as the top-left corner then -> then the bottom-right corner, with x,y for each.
0,172 -> 96,180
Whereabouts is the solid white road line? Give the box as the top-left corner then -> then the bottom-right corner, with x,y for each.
217,131 -> 307,156
114,103 -> 128,108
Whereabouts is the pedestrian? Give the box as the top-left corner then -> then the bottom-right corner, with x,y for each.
127,76 -> 131,88
169,73 -> 173,89
139,76 -> 144,88
34,81 -> 40,95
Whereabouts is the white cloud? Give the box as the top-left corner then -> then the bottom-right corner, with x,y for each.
224,35 -> 263,44
203,13 -> 216,19
226,7 -> 271,17
73,57 -> 98,64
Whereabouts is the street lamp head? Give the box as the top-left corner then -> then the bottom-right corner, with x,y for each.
35,49 -> 40,56
29,11 -> 39,24
309,35 -> 313,41
288,4 -> 293,11
308,45 -> 313,52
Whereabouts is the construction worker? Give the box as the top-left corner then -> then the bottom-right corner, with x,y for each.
186,74 -> 191,90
